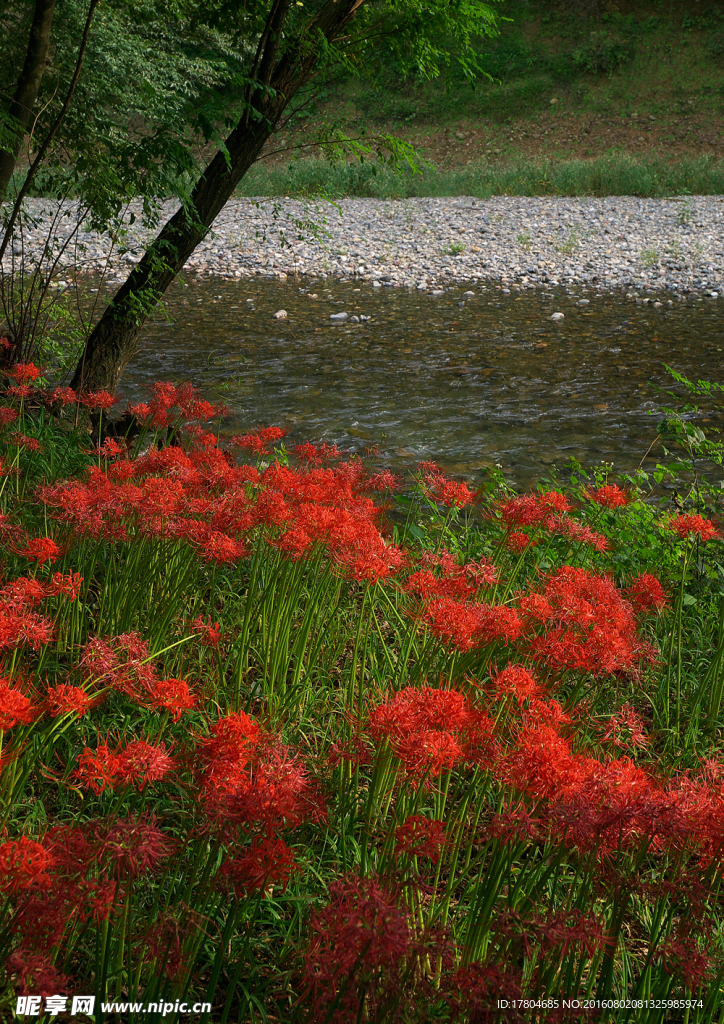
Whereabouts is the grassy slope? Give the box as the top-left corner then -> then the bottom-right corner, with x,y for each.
243,0 -> 724,196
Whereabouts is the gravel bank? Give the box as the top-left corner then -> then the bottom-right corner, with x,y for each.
4,195 -> 724,297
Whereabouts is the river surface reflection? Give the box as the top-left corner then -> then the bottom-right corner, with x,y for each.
119,276 -> 724,485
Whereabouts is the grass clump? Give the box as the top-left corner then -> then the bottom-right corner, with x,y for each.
241,151 -> 724,199
0,364 -> 724,1021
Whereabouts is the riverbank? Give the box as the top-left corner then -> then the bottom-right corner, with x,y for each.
6,194 -> 724,296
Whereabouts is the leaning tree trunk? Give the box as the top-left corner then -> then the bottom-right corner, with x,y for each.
71,0 -> 365,395
0,0 -> 57,199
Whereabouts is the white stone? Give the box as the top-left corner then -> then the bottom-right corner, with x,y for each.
273,309 -> 287,319
329,311 -> 348,321
549,312 -> 565,321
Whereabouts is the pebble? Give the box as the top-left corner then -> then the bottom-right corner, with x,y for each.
273,309 -> 287,319
4,194 -> 724,298
550,312 -> 565,321
329,311 -> 348,321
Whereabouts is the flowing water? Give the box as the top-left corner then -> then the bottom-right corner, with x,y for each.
118,276 -> 724,485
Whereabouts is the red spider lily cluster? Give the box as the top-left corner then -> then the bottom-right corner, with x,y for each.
1,377 -> 723,1017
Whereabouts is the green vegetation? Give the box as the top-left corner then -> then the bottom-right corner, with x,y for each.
239,151 -> 724,198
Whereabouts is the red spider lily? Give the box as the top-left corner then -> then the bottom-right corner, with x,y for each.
10,432 -> 42,451
48,571 -> 83,600
668,513 -> 722,542
546,514 -> 611,552
365,469 -> 400,491
488,802 -> 543,844
127,401 -> 152,421
16,536 -> 62,565
507,530 -> 533,553
6,384 -> 36,400
601,703 -> 650,750
294,441 -> 342,463
405,551 -> 498,602
494,663 -> 544,707
586,483 -> 630,507
421,597 -> 522,652
143,908 -> 202,983
232,425 -> 286,454
659,928 -> 714,990
301,874 -> 413,1024
114,739 -> 176,790
494,906 -> 610,960
0,405 -> 19,426
449,960 -> 524,1024
219,836 -> 297,895
197,711 -> 262,793
73,742 -> 120,793
0,837 -> 55,892
205,741 -> 327,834
46,684 -> 94,718
79,633 -> 157,699
7,950 -> 72,998
498,491 -> 573,528
50,386 -> 78,406
80,390 -> 117,410
419,461 -> 475,508
91,813 -> 176,878
190,615 -> 222,647
521,566 -> 655,675
626,573 -> 668,613
394,816 -> 448,861
369,686 -> 498,780
6,362 -> 41,383
151,677 -> 197,721
0,679 -> 38,730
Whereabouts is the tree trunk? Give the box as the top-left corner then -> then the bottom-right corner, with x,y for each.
71,0 -> 365,395
0,0 -> 57,199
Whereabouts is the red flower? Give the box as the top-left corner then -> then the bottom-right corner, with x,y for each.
0,679 -> 37,730
92,813 -> 175,878
115,739 -> 176,790
294,441 -> 342,463
232,425 -> 286,454
421,597 -> 521,652
46,684 -> 93,718
7,363 -> 41,383
151,678 -> 196,721
81,390 -> 117,411
365,470 -> 400,491
546,514 -> 611,552
586,483 -> 630,507
494,664 -> 544,706
190,615 -> 222,647
73,742 -> 120,794
394,816 -> 447,861
626,573 -> 668,613
219,836 -> 296,895
50,386 -> 78,406
7,950 -> 71,998
0,837 -> 55,892
17,536 -> 61,565
301,875 -> 412,1023
419,461 -> 474,508
507,531 -> 533,553
369,686 -> 497,780
0,405 -> 19,426
669,513 -> 721,542
10,432 -> 41,452
522,566 -> 655,676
